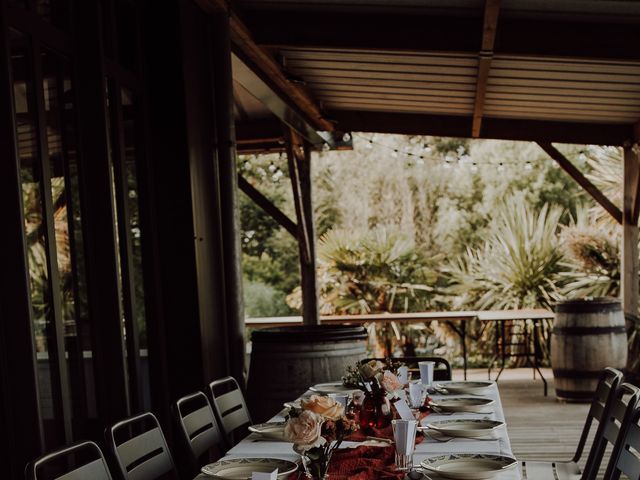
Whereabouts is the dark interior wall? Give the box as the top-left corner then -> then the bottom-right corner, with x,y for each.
0,2 -> 45,476
141,0 -> 232,425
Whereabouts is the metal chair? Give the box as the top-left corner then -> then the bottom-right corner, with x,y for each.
361,356 -> 452,381
604,403 -> 640,480
208,376 -> 252,446
582,382 -> 640,480
106,412 -> 178,480
519,367 -> 623,480
25,440 -> 112,480
173,391 -> 226,477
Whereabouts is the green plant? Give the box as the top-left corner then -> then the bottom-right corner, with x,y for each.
447,199 -> 567,310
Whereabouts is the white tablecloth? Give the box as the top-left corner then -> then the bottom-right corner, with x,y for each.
197,381 -> 522,479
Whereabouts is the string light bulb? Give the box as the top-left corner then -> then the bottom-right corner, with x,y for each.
497,163 -> 505,172
524,162 -> 533,171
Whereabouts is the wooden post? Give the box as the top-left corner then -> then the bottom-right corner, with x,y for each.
622,143 -> 640,338
212,11 -> 246,381
286,132 -> 320,325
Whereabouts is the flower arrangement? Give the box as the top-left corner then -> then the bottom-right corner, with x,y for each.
342,359 -> 405,397
284,395 -> 359,479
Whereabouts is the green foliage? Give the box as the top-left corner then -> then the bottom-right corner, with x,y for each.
310,227 -> 441,314
447,200 -> 568,310
243,279 -> 293,318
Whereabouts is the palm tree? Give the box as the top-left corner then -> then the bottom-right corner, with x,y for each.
447,199 -> 567,310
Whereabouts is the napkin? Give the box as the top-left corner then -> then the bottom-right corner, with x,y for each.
397,366 -> 410,385
394,398 -> 415,421
409,383 -> 422,408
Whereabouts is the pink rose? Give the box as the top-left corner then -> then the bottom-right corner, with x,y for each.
380,371 -> 403,393
301,395 -> 344,420
284,410 -> 325,451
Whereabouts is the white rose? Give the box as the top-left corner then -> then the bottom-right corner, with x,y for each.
284,410 -> 326,451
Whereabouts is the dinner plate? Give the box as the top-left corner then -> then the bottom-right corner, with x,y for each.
420,454 -> 517,480
248,422 -> 287,441
309,382 -> 359,395
424,419 -> 504,438
435,381 -> 494,395
430,397 -> 495,413
201,457 -> 298,479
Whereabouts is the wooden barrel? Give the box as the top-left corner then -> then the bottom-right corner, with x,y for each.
247,325 -> 368,422
551,298 -> 627,402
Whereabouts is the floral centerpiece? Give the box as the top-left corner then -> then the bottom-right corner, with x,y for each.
284,395 -> 359,479
342,359 -> 406,430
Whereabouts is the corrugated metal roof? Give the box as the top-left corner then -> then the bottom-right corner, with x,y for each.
277,47 -> 640,124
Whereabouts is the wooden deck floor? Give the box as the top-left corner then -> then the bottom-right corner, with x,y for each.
455,368 -> 611,478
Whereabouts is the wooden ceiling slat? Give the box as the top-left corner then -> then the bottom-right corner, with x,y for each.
313,86 -> 473,100
286,58 -> 478,76
485,83 -> 640,98
318,92 -> 473,106
305,76 -> 477,91
313,84 -> 476,98
490,68 -> 640,84
289,67 -> 477,84
485,107 -> 636,122
489,77 -> 640,92
485,98 -> 640,112
487,92 -> 640,106
492,58 -> 640,76
325,101 -> 473,114
282,49 -> 478,66
485,89 -> 638,102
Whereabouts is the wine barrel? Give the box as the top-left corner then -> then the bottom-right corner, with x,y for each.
551,298 -> 627,402
247,325 -> 368,422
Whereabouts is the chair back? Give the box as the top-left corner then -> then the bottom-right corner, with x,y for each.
106,412 -> 178,480
26,441 -> 112,480
582,382 -> 640,480
572,367 -> 623,463
362,356 -> 452,381
605,404 -> 640,480
173,391 -> 226,475
208,376 -> 252,445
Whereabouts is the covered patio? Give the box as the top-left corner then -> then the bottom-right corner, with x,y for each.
1,0 -> 640,479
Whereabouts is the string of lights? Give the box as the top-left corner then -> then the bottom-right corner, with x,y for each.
352,133 -> 555,172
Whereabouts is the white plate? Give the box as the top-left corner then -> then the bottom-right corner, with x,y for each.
421,454 -> 517,480
435,381 -> 494,395
424,419 -> 504,438
201,458 -> 298,479
248,422 -> 287,441
430,397 -> 495,413
309,382 -> 359,395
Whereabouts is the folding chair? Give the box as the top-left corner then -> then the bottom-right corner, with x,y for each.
173,391 -> 226,477
208,376 -> 252,447
106,412 -> 178,480
604,403 -> 640,480
519,367 -> 623,480
26,441 -> 112,480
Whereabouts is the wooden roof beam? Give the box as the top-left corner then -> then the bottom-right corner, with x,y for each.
537,142 -> 622,224
471,0 -> 501,138
195,0 -> 334,134
243,10 -> 640,61
332,110 -> 633,146
238,174 -> 298,237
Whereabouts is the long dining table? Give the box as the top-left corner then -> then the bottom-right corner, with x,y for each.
196,381 -> 521,479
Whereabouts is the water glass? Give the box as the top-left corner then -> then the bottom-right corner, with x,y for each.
419,361 -> 435,387
328,393 -> 349,408
392,419 -> 417,472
